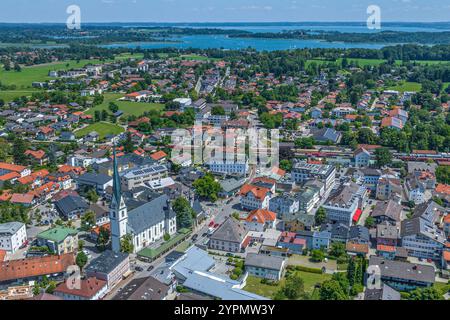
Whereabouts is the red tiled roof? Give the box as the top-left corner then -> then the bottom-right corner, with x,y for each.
436,184 -> 450,196
10,193 -> 34,204
150,151 -> 167,161
346,242 -> 369,254
0,162 -> 27,173
0,171 -> 21,182
377,244 -> 396,252
245,209 -> 276,224
25,150 -> 46,160
444,251 -> 450,262
54,277 -> 107,299
239,184 -> 271,201
0,254 -> 75,282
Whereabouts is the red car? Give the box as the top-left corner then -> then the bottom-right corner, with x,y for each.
214,223 -> 220,228
208,221 -> 215,227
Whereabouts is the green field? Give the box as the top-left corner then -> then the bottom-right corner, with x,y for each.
0,59 -> 104,89
178,54 -> 220,61
86,93 -> 165,117
244,271 -> 332,299
74,121 -> 125,139
0,90 -> 36,102
388,81 -> 422,92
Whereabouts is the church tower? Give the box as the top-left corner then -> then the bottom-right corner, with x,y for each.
110,145 -> 128,253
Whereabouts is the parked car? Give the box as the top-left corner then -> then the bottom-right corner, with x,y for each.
135,266 -> 144,272
191,234 -> 198,241
147,266 -> 154,272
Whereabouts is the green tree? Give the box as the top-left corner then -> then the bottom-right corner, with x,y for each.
12,136 -> 29,165
320,280 -> 348,300
329,242 -> 346,258
192,173 -> 222,202
76,251 -> 88,271
365,216 -> 376,228
86,189 -> 99,204
173,197 -> 194,229
311,249 -> 325,262
375,147 -> 392,167
315,207 -> 327,226
283,273 -> 305,299
120,234 -> 134,253
97,226 -> 110,249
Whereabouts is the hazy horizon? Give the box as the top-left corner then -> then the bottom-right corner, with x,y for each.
2,0 -> 450,23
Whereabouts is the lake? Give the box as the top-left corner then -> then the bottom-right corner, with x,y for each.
101,22 -> 447,51
101,35 -> 387,51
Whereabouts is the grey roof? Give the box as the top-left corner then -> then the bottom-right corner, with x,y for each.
326,182 -> 361,208
55,195 -> 88,216
245,253 -> 285,271
311,127 -> 341,143
364,284 -> 401,300
171,247 -> 267,300
220,178 -> 245,193
377,222 -> 399,240
369,256 -> 435,284
85,250 -> 129,275
412,200 -> 446,224
407,162 -> 437,174
210,217 -> 246,244
0,222 -> 24,236
112,276 -> 169,300
371,200 -> 402,222
348,225 -> 370,243
77,172 -> 112,186
127,194 -> 175,234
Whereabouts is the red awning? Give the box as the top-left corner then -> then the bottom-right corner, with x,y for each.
353,209 -> 363,223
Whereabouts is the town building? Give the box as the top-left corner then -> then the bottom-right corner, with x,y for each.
0,222 -> 27,254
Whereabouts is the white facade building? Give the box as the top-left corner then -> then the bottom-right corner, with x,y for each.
0,222 -> 27,253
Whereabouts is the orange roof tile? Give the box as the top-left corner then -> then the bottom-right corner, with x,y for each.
0,162 -> 27,173
436,184 -> 450,196
25,150 -> 46,160
10,193 -> 34,204
346,242 -> 369,254
150,151 -> 168,161
444,251 -> 450,262
0,254 -> 75,282
245,209 -> 276,224
0,171 -> 21,181
239,184 -> 271,201
377,244 -> 396,252
54,277 -> 107,299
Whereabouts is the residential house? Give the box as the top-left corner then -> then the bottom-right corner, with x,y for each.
53,277 -> 107,300
0,222 -> 27,254
244,209 -> 276,232
245,253 -> 286,281
36,226 -> 79,254
209,217 -> 247,253
367,256 -> 435,291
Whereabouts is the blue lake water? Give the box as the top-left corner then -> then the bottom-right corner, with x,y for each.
101,35 -> 388,51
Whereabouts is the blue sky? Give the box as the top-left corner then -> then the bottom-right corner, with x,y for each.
1,0 -> 450,23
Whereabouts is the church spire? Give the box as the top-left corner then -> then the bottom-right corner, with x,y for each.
112,143 -> 122,203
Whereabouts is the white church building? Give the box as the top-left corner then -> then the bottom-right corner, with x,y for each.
110,149 -> 177,253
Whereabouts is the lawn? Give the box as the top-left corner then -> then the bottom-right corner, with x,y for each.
86,93 -> 165,117
0,90 -> 37,102
0,59 -> 104,89
178,54 -> 220,61
74,121 -> 124,139
387,81 -> 422,92
244,271 -> 332,299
